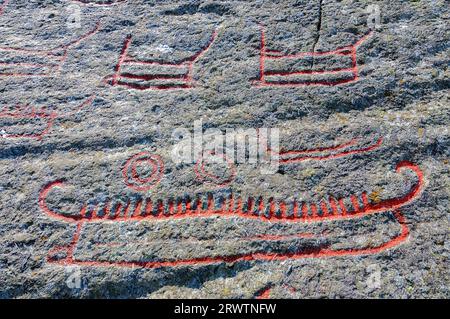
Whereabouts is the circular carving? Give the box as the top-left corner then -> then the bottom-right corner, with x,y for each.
122,152 -> 164,191
194,151 -> 236,188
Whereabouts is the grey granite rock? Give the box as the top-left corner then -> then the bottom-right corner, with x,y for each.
0,0 -> 448,298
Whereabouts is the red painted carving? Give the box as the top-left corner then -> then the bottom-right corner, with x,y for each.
274,136 -> 382,164
104,28 -> 218,90
40,161 -> 424,268
0,22 -> 100,78
255,284 -> 298,299
194,151 -> 237,187
122,151 -> 164,191
255,285 -> 273,299
72,0 -> 127,6
0,0 -> 9,15
257,129 -> 382,165
0,106 -> 56,140
39,161 -> 423,223
0,96 -> 94,140
253,25 -> 373,87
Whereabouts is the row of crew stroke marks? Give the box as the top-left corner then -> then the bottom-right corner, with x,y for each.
40,162 -> 423,267
40,162 -> 423,224
0,22 -> 100,78
0,96 -> 95,140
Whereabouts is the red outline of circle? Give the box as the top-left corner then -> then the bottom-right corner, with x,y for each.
194,151 -> 236,188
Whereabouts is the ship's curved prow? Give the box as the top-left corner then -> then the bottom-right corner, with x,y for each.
39,161 -> 425,224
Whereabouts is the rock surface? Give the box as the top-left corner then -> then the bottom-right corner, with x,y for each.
0,0 -> 448,298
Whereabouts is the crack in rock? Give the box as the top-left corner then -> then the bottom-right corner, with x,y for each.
311,0 -> 323,69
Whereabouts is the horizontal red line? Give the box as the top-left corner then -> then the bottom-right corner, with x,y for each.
124,59 -> 189,68
119,73 -> 188,81
265,67 -> 356,76
0,62 -> 49,68
73,0 -> 126,6
277,139 -> 357,156
256,77 -> 358,87
115,81 -> 191,90
0,47 -> 63,57
0,73 -> 49,77
0,113 -> 52,119
47,211 -> 408,269
266,49 -> 352,60
279,137 -> 383,163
